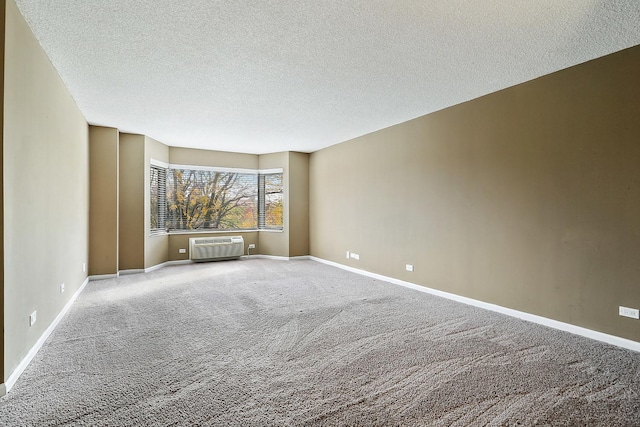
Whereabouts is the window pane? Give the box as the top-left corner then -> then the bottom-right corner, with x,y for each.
150,166 -> 166,232
261,173 -> 283,229
166,169 -> 257,231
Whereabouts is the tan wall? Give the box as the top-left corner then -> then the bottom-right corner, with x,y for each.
288,152 -> 310,257
3,0 -> 88,383
165,148 -> 256,260
119,133 -> 145,270
310,45 -> 640,342
259,152 -> 289,257
144,136 -> 170,269
0,0 -> 6,383
168,232 -> 259,261
170,147 -> 258,169
89,126 -> 119,275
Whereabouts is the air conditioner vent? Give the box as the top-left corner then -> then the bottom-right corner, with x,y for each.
189,236 -> 244,261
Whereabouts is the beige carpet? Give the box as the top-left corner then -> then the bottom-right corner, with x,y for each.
1,259 -> 639,426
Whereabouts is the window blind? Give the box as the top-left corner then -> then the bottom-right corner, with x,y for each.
150,163 -> 283,233
166,169 -> 258,231
258,173 -> 283,229
150,165 -> 167,233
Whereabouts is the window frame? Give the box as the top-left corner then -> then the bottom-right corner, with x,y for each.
149,161 -> 283,235
258,171 -> 284,230
150,163 -> 167,235
166,167 -> 259,232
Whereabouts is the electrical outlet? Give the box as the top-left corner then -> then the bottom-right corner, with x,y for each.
619,306 -> 639,319
179,248 -> 186,254
29,311 -> 37,326
60,283 -> 65,294
350,253 -> 360,260
82,263 -> 86,273
406,264 -> 414,272
248,244 -> 256,249
346,251 -> 350,259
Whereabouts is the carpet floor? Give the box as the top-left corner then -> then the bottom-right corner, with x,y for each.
1,259 -> 639,426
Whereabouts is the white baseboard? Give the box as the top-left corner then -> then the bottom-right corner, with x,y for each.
309,256 -> 640,353
1,277 -> 90,396
147,256 -> 310,269
144,260 -> 193,273
168,260 -> 194,266
89,273 -> 118,281
242,255 -> 311,261
245,255 -> 290,261
144,262 -> 170,273
118,269 -> 145,276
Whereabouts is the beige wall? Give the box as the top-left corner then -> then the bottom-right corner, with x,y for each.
0,0 -> 5,383
168,232 -> 259,261
89,126 -> 119,275
259,152 -> 289,257
167,147 -> 295,258
3,0 -> 88,384
170,147 -> 258,169
144,137 -> 170,269
289,152 -> 310,257
310,45 -> 640,342
119,133 -> 145,270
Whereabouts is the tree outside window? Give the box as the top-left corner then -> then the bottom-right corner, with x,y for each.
150,165 -> 283,233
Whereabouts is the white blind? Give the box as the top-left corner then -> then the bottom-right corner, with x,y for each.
150,165 -> 167,233
151,164 -> 283,232
166,169 -> 258,231
258,173 -> 283,229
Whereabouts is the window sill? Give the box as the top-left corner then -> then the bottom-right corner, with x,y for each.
150,229 -> 284,236
167,230 -> 258,235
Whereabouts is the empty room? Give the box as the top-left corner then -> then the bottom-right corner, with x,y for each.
2,0 -> 640,425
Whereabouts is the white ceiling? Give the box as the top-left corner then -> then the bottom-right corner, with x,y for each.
14,1 -> 640,154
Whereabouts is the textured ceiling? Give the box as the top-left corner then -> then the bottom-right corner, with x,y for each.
14,1 -> 640,154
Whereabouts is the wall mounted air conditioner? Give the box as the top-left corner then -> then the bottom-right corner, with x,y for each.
189,236 -> 244,261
